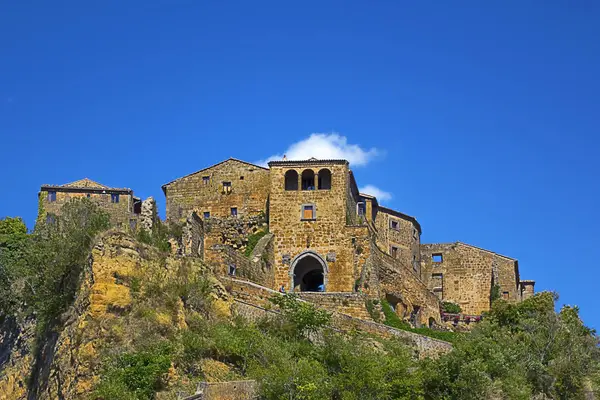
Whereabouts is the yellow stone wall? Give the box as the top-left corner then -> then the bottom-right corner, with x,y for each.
268,161 -> 369,292
163,159 -> 270,222
420,242 -> 520,315
374,208 -> 421,275
39,190 -> 136,229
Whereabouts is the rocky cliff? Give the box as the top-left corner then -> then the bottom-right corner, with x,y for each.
0,231 -> 232,400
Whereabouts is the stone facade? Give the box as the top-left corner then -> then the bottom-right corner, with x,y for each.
162,158 -> 270,222
160,156 -> 535,322
420,242 -> 528,315
38,178 -> 141,230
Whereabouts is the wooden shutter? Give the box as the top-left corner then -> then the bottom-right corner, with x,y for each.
303,206 -> 313,220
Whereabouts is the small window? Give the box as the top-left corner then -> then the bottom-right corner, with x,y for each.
432,253 -> 443,263
239,176 -> 244,180
202,176 -> 210,185
203,211 -> 210,219
47,191 -> 56,202
502,291 -> 509,300
86,193 -> 91,198
231,207 -> 238,217
390,246 -> 399,258
357,202 -> 366,216
302,204 -> 316,220
111,194 -> 119,203
390,220 -> 399,230
228,264 -> 236,276
222,181 -> 232,193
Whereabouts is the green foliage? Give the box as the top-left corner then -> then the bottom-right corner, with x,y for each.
0,199 -> 110,324
136,220 -> 182,253
441,301 -> 462,314
269,293 -> 331,337
490,283 -> 501,302
421,292 -> 600,399
244,229 -> 267,257
93,343 -> 173,400
365,298 -> 382,323
381,299 -> 459,343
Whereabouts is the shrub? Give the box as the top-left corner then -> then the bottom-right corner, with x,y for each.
269,294 -> 331,337
441,301 -> 462,314
244,230 -> 268,257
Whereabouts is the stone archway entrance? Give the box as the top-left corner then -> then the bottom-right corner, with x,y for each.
290,251 -> 327,292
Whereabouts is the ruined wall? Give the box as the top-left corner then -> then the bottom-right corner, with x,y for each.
374,208 -> 421,275
183,380 -> 257,400
520,280 -> 535,300
420,242 -> 520,315
370,243 -> 441,326
268,161 -> 369,292
182,211 -> 204,258
39,190 -> 137,229
163,159 -> 270,222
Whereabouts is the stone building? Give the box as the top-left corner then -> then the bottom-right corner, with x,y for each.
159,156 -> 535,326
39,178 -> 141,229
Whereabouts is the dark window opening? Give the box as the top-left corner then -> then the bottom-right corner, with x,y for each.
285,170 -> 299,190
432,253 -> 443,263
111,194 -> 120,203
302,204 -> 316,220
390,220 -> 399,230
231,207 -> 238,217
202,176 -> 210,185
293,255 -> 325,292
239,176 -> 244,180
203,211 -> 210,219
502,291 -> 509,300
228,264 -> 236,276
301,170 -> 315,190
317,169 -> 331,190
86,193 -> 91,198
47,191 -> 56,202
391,246 -> 399,258
357,202 -> 366,216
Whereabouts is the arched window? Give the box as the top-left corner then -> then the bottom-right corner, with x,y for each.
318,169 -> 331,190
285,170 -> 298,190
301,170 -> 315,190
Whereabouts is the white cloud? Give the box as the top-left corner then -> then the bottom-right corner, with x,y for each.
256,133 -> 380,167
359,184 -> 392,202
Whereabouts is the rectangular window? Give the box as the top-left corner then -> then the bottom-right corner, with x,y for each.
390,246 -> 398,258
502,291 -> 510,300
231,207 -> 238,217
202,176 -> 210,185
239,176 -> 244,180
47,191 -> 56,202
228,264 -> 236,276
222,181 -> 232,193
302,205 -> 315,220
203,211 -> 210,219
432,253 -> 443,263
357,202 -> 366,216
111,194 -> 120,203
390,220 -> 399,230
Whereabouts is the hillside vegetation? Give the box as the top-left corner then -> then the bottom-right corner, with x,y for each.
0,199 -> 599,399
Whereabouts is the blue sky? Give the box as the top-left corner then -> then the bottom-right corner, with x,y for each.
1,1 -> 599,329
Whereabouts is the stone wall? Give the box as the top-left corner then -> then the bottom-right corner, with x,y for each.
182,212 -> 204,258
420,242 -> 520,315
39,190 -> 137,230
163,158 -> 269,222
268,160 -> 370,292
370,243 -> 441,326
374,207 -> 421,275
140,196 -> 156,232
227,280 -> 452,359
182,380 -> 257,400
297,292 -> 373,321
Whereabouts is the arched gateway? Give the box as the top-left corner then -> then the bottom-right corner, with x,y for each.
289,251 -> 328,292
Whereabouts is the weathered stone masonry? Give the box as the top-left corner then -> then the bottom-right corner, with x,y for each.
158,157 -> 535,325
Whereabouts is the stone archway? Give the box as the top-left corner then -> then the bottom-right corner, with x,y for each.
290,251 -> 328,292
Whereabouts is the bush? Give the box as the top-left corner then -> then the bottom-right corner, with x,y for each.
244,230 -> 267,257
269,294 -> 331,337
441,301 -> 462,314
